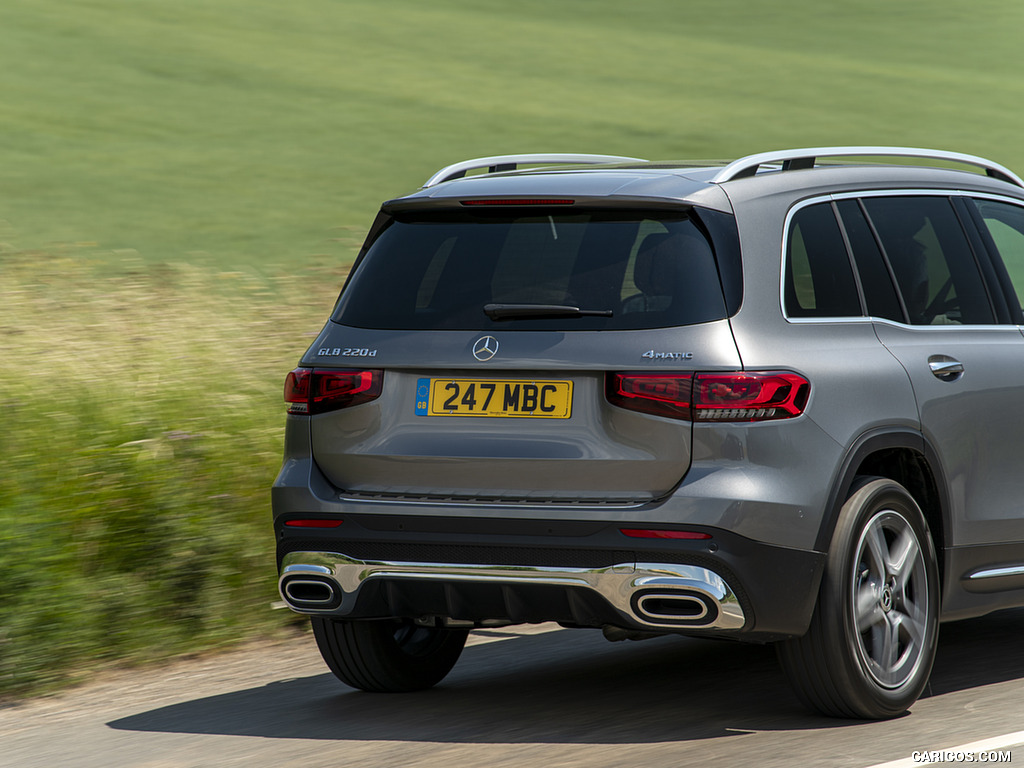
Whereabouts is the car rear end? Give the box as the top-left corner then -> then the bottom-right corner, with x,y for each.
273,166 -> 826,642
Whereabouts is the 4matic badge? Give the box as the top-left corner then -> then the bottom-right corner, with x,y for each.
642,350 -> 693,361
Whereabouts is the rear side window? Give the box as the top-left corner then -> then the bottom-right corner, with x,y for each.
835,199 -> 904,323
861,197 -> 994,325
784,202 -> 862,318
334,209 -> 731,331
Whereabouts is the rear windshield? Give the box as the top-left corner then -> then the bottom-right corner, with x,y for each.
333,208 -> 730,331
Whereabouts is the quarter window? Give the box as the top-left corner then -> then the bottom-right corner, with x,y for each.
784,203 -> 862,318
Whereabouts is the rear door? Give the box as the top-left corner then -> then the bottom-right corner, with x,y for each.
846,194 -> 1024,547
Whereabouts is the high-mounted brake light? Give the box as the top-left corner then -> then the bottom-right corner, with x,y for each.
606,371 -> 809,422
461,199 -> 575,206
285,368 -> 383,415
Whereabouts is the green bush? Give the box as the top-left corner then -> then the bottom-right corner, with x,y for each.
0,253 -> 344,696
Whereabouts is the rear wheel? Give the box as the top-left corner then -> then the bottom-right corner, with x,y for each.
311,617 -> 469,692
778,477 -> 939,719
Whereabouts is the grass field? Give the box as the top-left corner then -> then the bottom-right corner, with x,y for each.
3,0 -> 1024,697
2,0 -> 1024,270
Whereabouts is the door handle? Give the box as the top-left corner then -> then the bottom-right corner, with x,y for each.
928,355 -> 964,381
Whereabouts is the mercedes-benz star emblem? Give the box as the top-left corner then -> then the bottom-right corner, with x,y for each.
472,335 -> 499,361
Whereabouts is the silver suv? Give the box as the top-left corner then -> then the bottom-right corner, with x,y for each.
274,147 -> 1024,719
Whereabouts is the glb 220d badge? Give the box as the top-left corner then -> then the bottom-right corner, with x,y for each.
318,347 -> 378,357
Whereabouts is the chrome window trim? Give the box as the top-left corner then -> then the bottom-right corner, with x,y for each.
780,189 -> 1019,327
783,316 -> 874,325
831,188 -> 969,202
783,316 -> 1021,331
866,318 -> 1022,333
964,191 -> 1024,208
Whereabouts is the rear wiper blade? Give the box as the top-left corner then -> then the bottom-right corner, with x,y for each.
484,303 -> 614,321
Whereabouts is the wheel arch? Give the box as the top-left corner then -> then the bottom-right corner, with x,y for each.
815,429 -> 950,581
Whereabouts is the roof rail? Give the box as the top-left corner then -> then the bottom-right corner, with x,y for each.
422,153 -> 645,188
709,146 -> 1024,188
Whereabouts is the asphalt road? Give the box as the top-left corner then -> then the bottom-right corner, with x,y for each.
4,610 -> 1024,768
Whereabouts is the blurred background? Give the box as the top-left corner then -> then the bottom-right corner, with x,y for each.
2,0 -> 1022,697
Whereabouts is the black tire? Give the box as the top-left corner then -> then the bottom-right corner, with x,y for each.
778,477 -> 939,719
311,617 -> 468,692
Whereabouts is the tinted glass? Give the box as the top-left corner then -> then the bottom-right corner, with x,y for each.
785,203 -> 862,318
334,210 -> 730,331
835,199 -> 904,322
973,198 -> 1024,313
862,196 -> 994,325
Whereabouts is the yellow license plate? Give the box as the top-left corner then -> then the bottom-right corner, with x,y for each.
415,378 -> 572,418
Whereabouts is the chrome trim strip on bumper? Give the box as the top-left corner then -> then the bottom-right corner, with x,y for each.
279,551 -> 746,631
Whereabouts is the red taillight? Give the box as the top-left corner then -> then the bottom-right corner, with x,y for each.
693,372 -> 809,421
605,373 -> 693,420
284,369 -> 311,413
620,528 -> 712,540
285,368 -> 383,415
606,371 -> 809,422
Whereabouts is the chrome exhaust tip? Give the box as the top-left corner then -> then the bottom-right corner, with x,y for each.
634,591 -> 716,625
281,576 -> 341,611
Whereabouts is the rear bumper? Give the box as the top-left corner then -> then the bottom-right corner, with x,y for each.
280,552 -> 746,631
274,512 -> 826,640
